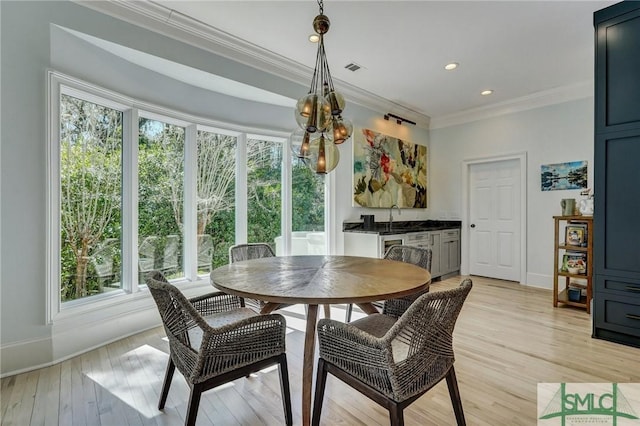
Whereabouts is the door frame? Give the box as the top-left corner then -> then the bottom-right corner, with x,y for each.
461,152 -> 527,284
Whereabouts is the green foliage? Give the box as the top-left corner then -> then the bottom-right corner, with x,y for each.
60,95 -> 122,300
207,209 -> 235,269
292,162 -> 325,232
248,141 -> 283,245
60,102 -> 326,295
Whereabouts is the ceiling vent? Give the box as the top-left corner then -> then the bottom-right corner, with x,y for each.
344,62 -> 361,72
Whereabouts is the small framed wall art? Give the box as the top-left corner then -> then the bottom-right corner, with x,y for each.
540,160 -> 587,191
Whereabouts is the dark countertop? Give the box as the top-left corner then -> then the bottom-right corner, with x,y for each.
343,220 -> 462,235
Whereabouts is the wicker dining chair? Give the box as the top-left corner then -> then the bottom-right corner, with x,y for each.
313,279 -> 473,426
228,243 -> 284,312
229,242 -> 276,262
146,271 -> 292,426
345,245 -> 433,322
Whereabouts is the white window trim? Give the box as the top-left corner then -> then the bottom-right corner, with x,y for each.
122,107 -> 139,293
47,71 -> 134,323
236,133 -> 248,244
47,70 -> 301,324
184,124 -> 198,281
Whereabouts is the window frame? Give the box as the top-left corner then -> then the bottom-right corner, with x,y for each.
47,70 -> 309,323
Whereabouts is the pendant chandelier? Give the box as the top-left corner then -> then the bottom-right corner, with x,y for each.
292,0 -> 353,174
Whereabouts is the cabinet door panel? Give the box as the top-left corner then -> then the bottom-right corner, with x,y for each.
447,239 -> 460,273
594,292 -> 640,338
430,232 -> 441,278
596,8 -> 640,131
594,132 -> 640,278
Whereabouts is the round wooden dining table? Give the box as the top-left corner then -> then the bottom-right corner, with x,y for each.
210,255 -> 430,426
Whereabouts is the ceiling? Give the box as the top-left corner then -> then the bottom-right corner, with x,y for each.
144,1 -> 615,124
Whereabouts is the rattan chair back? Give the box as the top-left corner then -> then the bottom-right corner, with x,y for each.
384,244 -> 432,271
229,243 -> 275,263
146,271 -> 292,426
228,243 -> 281,312
314,279 -> 472,426
345,245 -> 433,321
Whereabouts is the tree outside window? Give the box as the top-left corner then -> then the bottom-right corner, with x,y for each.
60,94 -> 122,301
57,83 -> 327,303
138,118 -> 185,282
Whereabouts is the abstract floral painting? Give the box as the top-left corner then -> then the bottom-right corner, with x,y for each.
540,160 -> 587,191
353,128 -> 427,208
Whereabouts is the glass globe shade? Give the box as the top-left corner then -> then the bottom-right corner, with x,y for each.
325,90 -> 345,115
331,116 -> 353,145
295,93 -> 331,133
307,134 -> 339,174
290,128 -> 312,159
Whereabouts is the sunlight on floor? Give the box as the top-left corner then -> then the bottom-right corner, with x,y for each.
82,304 -> 370,420
86,343 -> 171,419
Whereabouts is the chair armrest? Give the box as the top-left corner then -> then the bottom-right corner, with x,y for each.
317,319 -> 391,368
189,291 -> 243,316
196,314 -> 287,379
208,313 -> 286,338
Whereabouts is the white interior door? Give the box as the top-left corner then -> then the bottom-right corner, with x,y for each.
469,159 -> 521,281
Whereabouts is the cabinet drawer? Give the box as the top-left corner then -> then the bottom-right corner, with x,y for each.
594,293 -> 640,338
596,276 -> 640,295
441,229 -> 459,242
405,232 -> 430,244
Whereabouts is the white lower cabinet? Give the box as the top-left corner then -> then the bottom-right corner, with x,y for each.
345,229 -> 460,280
404,232 -> 442,278
343,232 -> 380,258
440,229 -> 460,275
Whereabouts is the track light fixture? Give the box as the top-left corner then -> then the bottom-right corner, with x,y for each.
383,113 -> 416,126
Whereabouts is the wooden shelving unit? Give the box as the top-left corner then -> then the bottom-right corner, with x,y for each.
553,215 -> 593,313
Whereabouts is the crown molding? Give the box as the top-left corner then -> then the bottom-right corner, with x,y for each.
430,80 -> 594,129
73,0 -> 431,128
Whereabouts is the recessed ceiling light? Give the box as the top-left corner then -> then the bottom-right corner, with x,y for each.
444,62 -> 458,71
481,90 -> 494,96
309,34 -> 320,43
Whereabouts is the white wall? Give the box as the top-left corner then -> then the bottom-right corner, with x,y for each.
0,1 -> 429,375
430,98 -> 594,288
0,0 -> 594,376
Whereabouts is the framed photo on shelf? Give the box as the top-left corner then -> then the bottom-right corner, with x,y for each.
565,224 -> 587,246
561,251 -> 588,274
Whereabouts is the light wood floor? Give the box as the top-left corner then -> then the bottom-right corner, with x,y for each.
2,275 -> 639,425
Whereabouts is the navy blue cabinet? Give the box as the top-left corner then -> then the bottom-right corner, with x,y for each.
595,3 -> 640,133
593,1 -> 640,348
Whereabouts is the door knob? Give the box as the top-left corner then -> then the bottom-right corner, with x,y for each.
470,224 -> 476,228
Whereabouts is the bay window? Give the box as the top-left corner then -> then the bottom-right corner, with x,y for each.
49,71 -> 324,319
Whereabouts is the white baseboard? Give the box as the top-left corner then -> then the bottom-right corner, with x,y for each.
0,337 -> 54,377
1,281 -> 212,378
0,311 -> 162,378
525,272 -> 553,290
